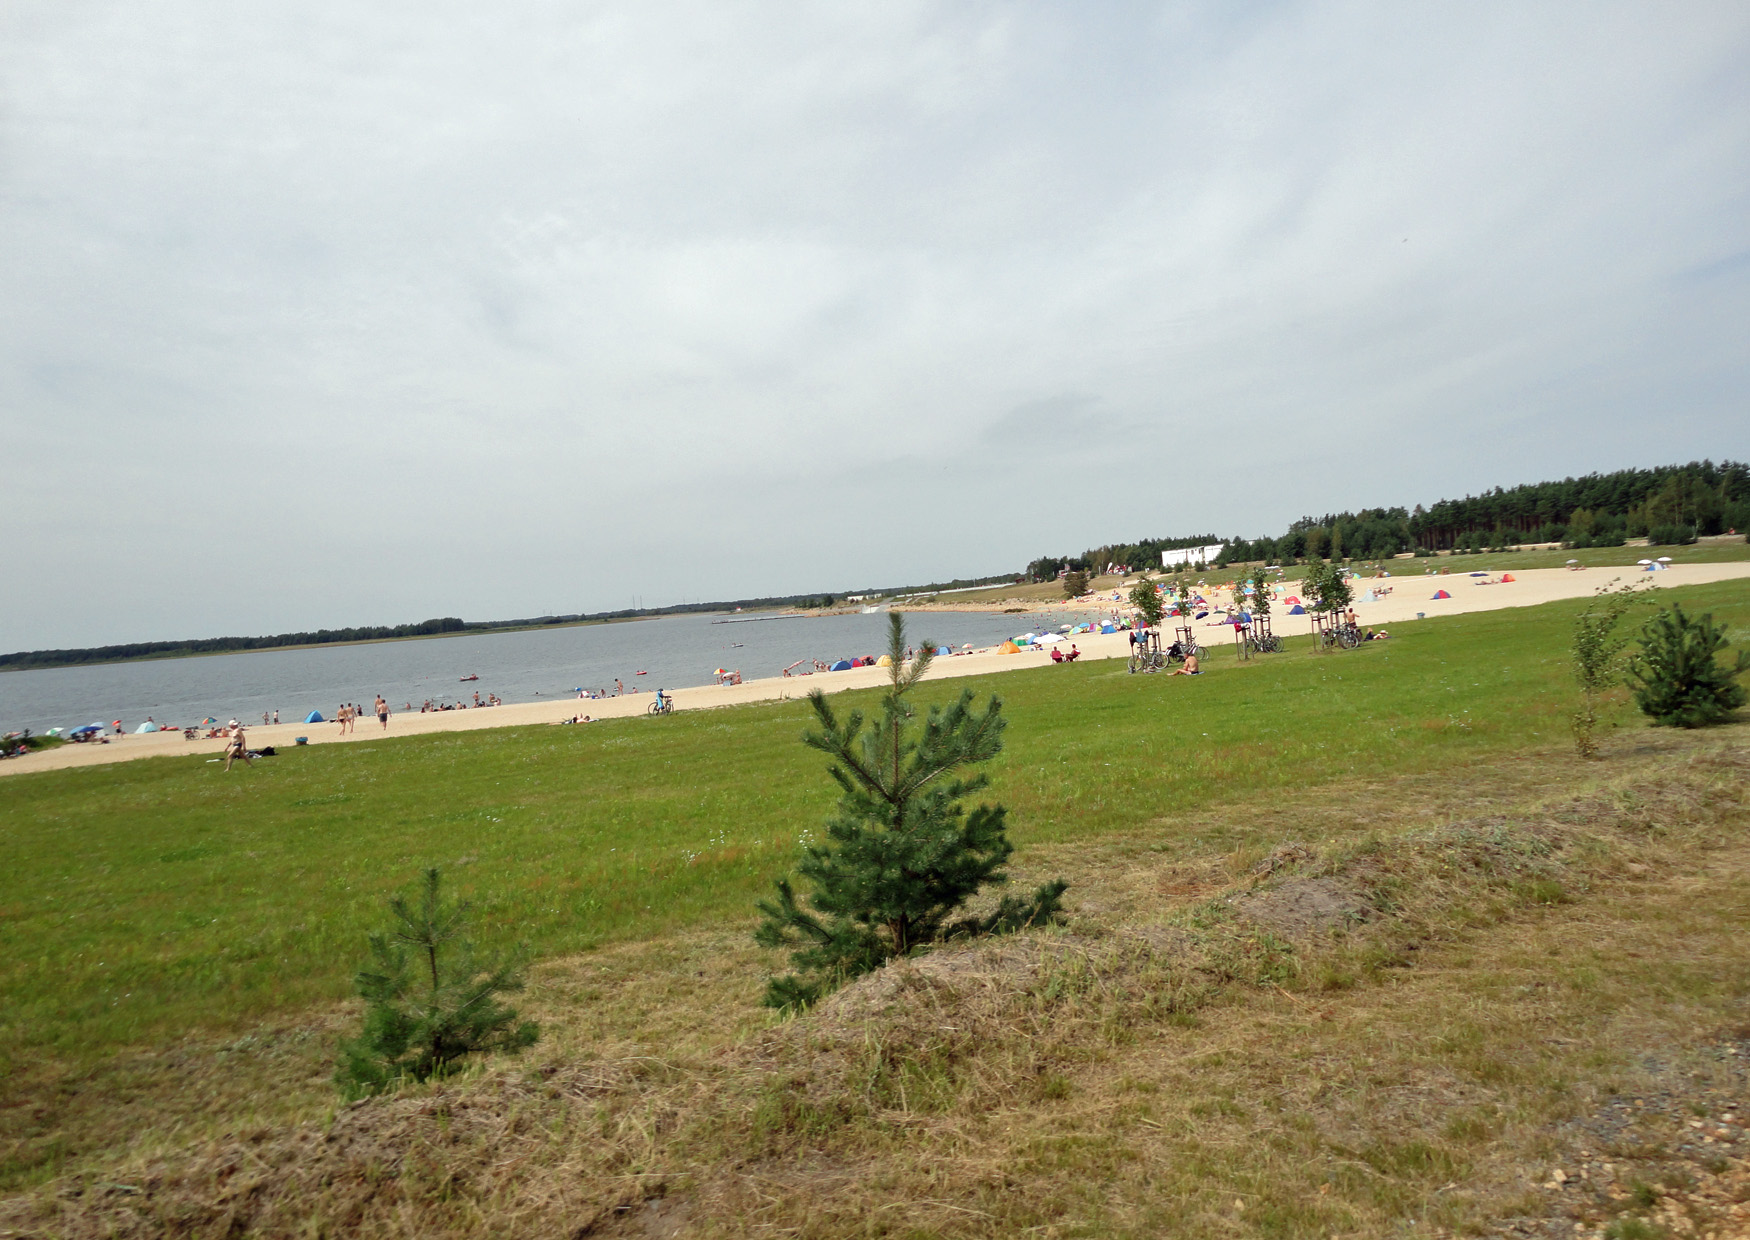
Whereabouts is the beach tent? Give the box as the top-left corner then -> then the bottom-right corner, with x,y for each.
876,654 -> 893,667
134,721 -> 158,733
1287,604 -> 1306,615
1501,574 -> 1515,582
1645,561 -> 1668,571
1100,624 -> 1116,634
828,659 -> 853,671
936,646 -> 952,656
1432,590 -> 1451,599
304,710 -> 324,723
999,640 -> 1021,654
1283,596 -> 1301,605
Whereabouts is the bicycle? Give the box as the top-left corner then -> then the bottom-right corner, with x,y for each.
647,693 -> 674,716
1127,631 -> 1166,674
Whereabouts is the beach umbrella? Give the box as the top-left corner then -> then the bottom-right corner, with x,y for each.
202,717 -> 216,725
1469,572 -> 1488,577
961,644 -> 974,650
1060,624 -> 1073,631
70,723 -> 104,735
1657,556 -> 1673,563
1636,559 -> 1651,565
1566,559 -> 1579,564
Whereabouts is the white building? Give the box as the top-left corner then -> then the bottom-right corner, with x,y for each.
1161,543 -> 1226,568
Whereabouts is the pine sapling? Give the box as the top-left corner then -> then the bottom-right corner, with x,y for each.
336,868 -> 538,1098
756,613 -> 1067,1011
1626,602 -> 1750,729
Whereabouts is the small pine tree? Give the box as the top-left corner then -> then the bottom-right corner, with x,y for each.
1128,577 -> 1163,628
1625,602 -> 1750,729
335,868 -> 539,1098
1063,569 -> 1089,598
1569,580 -> 1646,758
756,614 -> 1067,1011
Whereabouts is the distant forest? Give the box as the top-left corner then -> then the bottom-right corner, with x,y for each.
1026,461 -> 1750,579
0,575 -> 1016,672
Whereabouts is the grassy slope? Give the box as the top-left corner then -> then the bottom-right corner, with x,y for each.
2,580 -> 1748,1204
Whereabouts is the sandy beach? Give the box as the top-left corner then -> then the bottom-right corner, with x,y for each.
7,560 -> 1748,778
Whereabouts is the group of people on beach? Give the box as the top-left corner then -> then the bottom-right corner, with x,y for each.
334,698 -> 390,733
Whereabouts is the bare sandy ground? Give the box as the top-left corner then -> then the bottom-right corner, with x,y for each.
7,561 -> 1747,778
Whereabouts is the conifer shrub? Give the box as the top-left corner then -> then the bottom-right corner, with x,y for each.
335,868 -> 539,1098
1626,603 -> 1749,728
756,614 -> 1067,1011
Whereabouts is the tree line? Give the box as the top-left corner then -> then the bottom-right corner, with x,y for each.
1025,461 -> 1749,579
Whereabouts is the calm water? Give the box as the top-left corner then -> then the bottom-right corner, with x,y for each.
0,608 -> 1104,735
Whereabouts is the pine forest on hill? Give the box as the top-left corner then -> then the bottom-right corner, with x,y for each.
1027,459 -> 1750,579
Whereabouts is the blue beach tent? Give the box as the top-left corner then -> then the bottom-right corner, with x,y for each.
936,646 -> 952,656
304,710 -> 324,723
1287,604 -> 1306,614
828,659 -> 853,671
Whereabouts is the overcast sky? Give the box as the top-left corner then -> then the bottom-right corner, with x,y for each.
3,2 -> 1747,650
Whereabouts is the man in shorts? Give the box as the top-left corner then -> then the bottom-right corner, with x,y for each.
375,696 -> 389,730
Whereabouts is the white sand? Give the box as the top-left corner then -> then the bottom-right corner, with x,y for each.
7,560 -> 1747,778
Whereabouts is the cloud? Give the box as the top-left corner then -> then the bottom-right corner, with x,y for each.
2,1 -> 1748,647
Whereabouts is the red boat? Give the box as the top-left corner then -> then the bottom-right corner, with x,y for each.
459,674 -> 479,682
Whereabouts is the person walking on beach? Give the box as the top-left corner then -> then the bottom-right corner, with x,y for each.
614,679 -> 624,696
337,704 -> 350,735
272,709 -> 279,725
375,696 -> 389,730
224,724 -> 252,770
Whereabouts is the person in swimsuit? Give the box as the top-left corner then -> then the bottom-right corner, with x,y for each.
224,725 -> 252,770
375,696 -> 389,729
1170,654 -> 1202,676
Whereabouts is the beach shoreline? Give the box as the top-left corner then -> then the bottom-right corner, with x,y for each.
7,561 -> 1748,778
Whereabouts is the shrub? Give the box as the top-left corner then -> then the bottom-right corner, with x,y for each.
756,614 -> 1067,1010
1570,582 -> 1648,758
1625,602 -> 1750,728
335,868 -> 539,1098
1063,570 -> 1088,598
1645,524 -> 1696,547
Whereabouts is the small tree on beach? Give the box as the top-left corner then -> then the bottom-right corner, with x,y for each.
756,614 -> 1068,1011
1128,577 -> 1163,629
1569,579 -> 1647,758
1625,602 -> 1749,729
1248,567 -> 1272,622
1063,569 -> 1089,599
335,869 -> 538,1098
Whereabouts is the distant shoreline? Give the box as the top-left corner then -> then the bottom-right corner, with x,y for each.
0,613 -> 668,675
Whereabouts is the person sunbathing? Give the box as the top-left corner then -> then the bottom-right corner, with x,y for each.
1170,653 -> 1202,676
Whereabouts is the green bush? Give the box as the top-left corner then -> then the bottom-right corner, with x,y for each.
1626,602 -> 1750,728
1645,524 -> 1696,546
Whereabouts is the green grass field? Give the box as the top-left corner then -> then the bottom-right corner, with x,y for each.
4,579 -> 1746,1077
5,580 -> 1750,1231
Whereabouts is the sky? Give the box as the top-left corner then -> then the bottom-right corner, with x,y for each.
3,2 -> 1747,650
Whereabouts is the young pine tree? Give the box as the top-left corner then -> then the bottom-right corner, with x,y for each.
756,614 -> 1068,1011
335,868 -> 539,1099
1626,602 -> 1750,729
